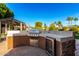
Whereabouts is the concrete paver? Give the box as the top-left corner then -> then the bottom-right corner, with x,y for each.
0,41 -> 7,56
1,39 -> 79,56
75,39 -> 79,56
4,46 -> 48,56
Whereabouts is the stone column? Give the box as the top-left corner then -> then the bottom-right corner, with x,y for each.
5,23 -> 7,34
20,23 -> 22,31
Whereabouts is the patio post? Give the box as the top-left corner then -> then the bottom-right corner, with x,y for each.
5,23 -> 7,34
20,23 -> 22,31
8,25 -> 10,30
0,21 -> 1,34
0,21 -> 1,40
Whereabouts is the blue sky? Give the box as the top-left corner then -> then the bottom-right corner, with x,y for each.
6,3 -> 79,26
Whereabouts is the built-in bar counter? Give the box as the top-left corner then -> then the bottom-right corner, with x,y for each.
6,31 -> 75,56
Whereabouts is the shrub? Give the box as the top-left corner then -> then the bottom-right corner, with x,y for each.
49,23 -> 57,31
62,27 -> 69,31
71,26 -> 78,32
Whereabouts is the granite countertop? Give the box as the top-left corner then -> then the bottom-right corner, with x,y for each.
40,33 -> 74,41
7,31 -> 74,41
40,33 -> 72,38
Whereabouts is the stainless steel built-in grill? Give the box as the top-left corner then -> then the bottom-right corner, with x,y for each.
28,30 -> 40,37
28,30 -> 41,47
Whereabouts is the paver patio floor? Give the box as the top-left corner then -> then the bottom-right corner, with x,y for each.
4,46 -> 48,56
1,40 -> 79,56
0,41 -> 7,56
75,39 -> 79,56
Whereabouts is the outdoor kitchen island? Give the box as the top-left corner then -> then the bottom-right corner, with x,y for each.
6,31 -> 75,56
40,32 -> 75,56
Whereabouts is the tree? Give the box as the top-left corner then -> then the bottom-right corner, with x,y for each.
57,21 -> 62,25
0,3 -> 14,40
57,21 -> 62,29
0,3 -> 6,8
43,23 -> 47,30
49,23 -> 57,31
67,17 -> 73,26
74,17 -> 78,25
35,22 -> 43,30
4,9 -> 14,18
0,3 -> 14,19
54,21 -> 57,25
0,13 -> 3,19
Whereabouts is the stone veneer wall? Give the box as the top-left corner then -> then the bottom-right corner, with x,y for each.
6,35 -> 30,49
13,36 -> 30,47
55,39 -> 75,56
38,36 -> 46,50
6,31 -> 75,56
6,36 -> 14,49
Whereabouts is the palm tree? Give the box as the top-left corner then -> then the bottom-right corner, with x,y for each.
67,17 -> 73,26
74,17 -> 78,25
57,21 -> 62,29
57,21 -> 62,25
